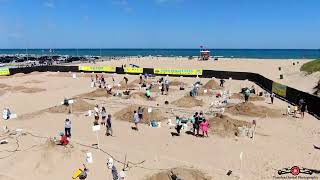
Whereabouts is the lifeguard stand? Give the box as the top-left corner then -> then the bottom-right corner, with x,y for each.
200,49 -> 210,60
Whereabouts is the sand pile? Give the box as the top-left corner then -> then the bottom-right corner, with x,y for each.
119,80 -> 139,90
124,92 -> 156,101
202,80 -> 221,90
0,83 -> 10,88
170,79 -> 186,86
230,93 -> 265,101
76,88 -> 111,99
225,102 -> 281,118
198,80 -> 222,96
172,96 -> 204,108
0,84 -> 46,94
24,80 -> 44,84
208,114 -> 251,137
114,105 -> 166,123
45,99 -> 94,113
145,167 -> 211,180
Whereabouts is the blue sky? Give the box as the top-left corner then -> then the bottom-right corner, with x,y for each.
0,0 -> 319,49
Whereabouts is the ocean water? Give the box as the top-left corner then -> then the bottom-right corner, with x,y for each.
0,49 -> 319,59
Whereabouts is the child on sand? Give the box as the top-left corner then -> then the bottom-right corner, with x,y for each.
133,111 -> 140,131
58,132 -> 69,146
270,93 -> 275,104
101,107 -> 107,126
200,119 -> 209,137
106,114 -> 113,136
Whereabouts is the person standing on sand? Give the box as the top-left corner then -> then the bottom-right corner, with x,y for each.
139,74 -> 143,84
106,114 -> 113,136
164,79 -> 170,95
123,76 -> 128,85
200,119 -> 209,137
299,98 -> 307,118
161,83 -> 165,95
133,110 -> 140,131
220,79 -> 225,87
64,118 -> 72,137
244,88 -> 250,103
193,112 -> 199,135
101,107 -> 107,126
270,93 -> 275,104
138,107 -> 144,122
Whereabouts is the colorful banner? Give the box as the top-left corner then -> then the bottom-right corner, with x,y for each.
124,67 -> 143,74
154,68 -> 203,76
79,66 -> 116,72
0,67 -> 10,76
272,82 -> 287,97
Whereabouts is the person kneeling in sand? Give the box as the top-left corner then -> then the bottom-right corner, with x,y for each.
145,89 -> 151,99
57,132 -> 69,146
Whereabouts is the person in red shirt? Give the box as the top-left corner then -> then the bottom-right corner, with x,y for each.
58,133 -> 69,146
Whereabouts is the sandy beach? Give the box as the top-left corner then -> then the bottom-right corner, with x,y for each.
0,61 -> 319,180
76,57 -> 319,94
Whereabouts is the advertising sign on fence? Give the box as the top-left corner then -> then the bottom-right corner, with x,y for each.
154,68 -> 202,76
0,67 -> 10,76
124,67 -> 143,74
272,82 -> 287,97
79,66 -> 116,72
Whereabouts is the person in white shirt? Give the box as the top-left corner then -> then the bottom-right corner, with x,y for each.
64,118 -> 71,137
133,111 -> 140,131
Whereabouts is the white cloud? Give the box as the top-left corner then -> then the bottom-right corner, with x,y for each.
44,1 -> 55,8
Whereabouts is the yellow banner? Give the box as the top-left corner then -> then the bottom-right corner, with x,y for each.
272,82 -> 287,97
0,67 -> 10,76
79,66 -> 116,72
154,68 -> 202,76
124,67 -> 143,74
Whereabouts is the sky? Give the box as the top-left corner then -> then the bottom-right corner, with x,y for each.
0,0 -> 319,49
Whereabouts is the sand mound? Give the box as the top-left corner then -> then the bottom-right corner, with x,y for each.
230,93 -> 265,101
208,114 -> 251,137
0,90 -> 4,96
225,102 -> 281,118
172,96 -> 204,108
203,80 -> 221,90
124,92 -> 155,101
145,167 -> 211,180
24,80 -> 44,84
46,99 -> 94,113
114,105 -> 166,123
0,84 -> 46,94
76,88 -> 111,99
119,80 -> 139,90
170,79 -> 186,86
8,86 -> 46,93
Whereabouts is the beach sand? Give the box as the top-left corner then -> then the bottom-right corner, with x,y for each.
76,57 -> 320,94
0,68 -> 319,180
